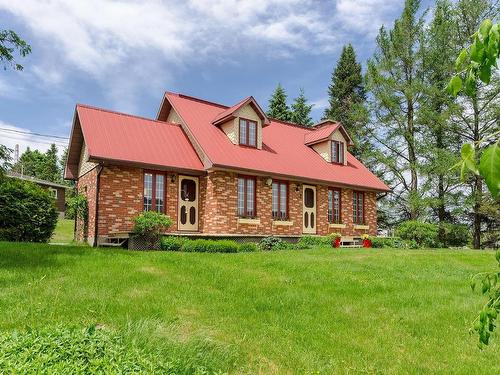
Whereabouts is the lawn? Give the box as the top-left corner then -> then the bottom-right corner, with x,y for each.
0,242 -> 498,374
50,218 -> 74,243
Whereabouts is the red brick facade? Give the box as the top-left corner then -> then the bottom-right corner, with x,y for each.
76,166 -> 377,245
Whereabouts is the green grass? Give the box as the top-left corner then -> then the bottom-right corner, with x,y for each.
50,219 -> 74,243
0,242 -> 498,374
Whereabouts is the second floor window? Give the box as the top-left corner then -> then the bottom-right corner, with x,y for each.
238,176 -> 256,217
272,181 -> 288,220
328,188 -> 341,223
352,191 -> 364,225
331,140 -> 344,164
143,172 -> 165,213
239,118 -> 257,147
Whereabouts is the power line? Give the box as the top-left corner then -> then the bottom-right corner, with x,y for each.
0,134 -> 68,147
0,127 -> 69,140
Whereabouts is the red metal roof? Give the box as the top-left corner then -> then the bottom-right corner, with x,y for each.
164,93 -> 390,192
75,104 -> 204,173
212,96 -> 270,126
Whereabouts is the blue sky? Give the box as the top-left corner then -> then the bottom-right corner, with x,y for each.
0,0 -> 429,155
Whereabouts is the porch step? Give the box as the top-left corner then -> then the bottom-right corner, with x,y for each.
98,234 -> 129,247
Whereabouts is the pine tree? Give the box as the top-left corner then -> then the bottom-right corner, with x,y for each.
366,0 -> 426,220
323,44 -> 368,158
42,143 -> 62,182
290,88 -> 313,127
266,83 -> 292,121
419,0 -> 463,242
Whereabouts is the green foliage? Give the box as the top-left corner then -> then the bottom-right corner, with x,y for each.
160,236 -> 189,251
290,88 -> 313,126
370,236 -> 420,249
448,19 -> 499,96
266,83 -> 292,121
470,251 -> 500,347
66,193 -> 88,220
323,43 -> 368,158
396,221 -> 440,248
12,145 -> 63,183
479,141 -> 500,199
0,144 -> 11,177
0,325 -> 221,373
239,242 -> 258,252
181,239 -> 240,253
133,212 -> 172,247
0,178 -> 57,242
297,235 -> 330,248
441,222 -> 470,247
258,236 -> 288,251
0,29 -> 31,71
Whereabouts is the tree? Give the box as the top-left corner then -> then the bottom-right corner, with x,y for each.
12,144 -> 62,183
0,144 -> 11,177
366,0 -> 426,220
0,30 -> 31,71
448,0 -> 500,249
266,83 -> 292,121
323,44 -> 369,157
290,88 -> 313,126
418,0 -> 463,241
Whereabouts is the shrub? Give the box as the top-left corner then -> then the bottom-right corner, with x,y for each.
396,220 -> 439,248
0,178 -> 58,242
66,193 -> 87,220
239,242 -> 258,252
297,235 -> 330,247
258,236 -> 288,251
133,211 -> 172,248
160,236 -> 188,251
440,222 -> 470,247
181,239 -> 239,253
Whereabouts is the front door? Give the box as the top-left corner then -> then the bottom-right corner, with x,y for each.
303,185 -> 316,234
178,176 -> 199,231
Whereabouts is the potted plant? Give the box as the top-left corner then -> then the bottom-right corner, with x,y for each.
362,234 -> 372,248
329,232 -> 342,248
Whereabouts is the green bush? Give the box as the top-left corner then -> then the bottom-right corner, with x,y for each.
370,236 -> 420,249
239,242 -> 258,252
396,220 -> 440,248
258,236 -> 288,251
181,239 -> 240,253
133,211 -> 172,248
441,222 -> 470,247
0,178 -> 58,242
160,236 -> 188,251
66,193 -> 87,220
297,235 -> 330,247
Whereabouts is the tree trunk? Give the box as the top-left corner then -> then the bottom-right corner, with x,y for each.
472,95 -> 481,249
407,101 -> 418,220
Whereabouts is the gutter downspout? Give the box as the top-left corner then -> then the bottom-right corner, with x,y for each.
93,164 -> 104,247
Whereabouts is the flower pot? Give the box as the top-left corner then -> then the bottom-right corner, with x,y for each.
332,237 -> 341,248
362,239 -> 372,248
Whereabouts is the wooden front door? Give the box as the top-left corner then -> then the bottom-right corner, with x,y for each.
302,185 -> 316,234
178,176 -> 199,231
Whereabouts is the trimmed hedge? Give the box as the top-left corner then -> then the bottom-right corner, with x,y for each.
239,243 -> 258,252
297,235 -> 329,248
160,236 -> 189,251
161,237 -> 245,253
396,220 -> 439,248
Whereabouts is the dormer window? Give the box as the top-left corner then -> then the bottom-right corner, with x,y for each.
331,140 -> 344,164
239,118 -> 257,147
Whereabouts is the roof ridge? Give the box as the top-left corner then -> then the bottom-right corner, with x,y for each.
76,103 -> 178,125
170,92 -> 229,109
270,117 -> 315,130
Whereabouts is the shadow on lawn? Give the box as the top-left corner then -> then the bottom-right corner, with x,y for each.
0,242 -> 89,270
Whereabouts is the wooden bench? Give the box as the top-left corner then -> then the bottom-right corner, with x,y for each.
340,236 -> 362,248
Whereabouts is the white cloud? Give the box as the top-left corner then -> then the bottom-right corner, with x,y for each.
335,0 -> 402,36
0,121 -> 68,158
311,97 -> 329,110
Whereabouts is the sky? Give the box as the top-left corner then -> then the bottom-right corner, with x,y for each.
0,0 -> 430,156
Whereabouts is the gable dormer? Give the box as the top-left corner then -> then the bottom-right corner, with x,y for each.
304,120 -> 353,165
212,97 -> 270,150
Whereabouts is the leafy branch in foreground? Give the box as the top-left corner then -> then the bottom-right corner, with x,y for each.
470,251 -> 500,347
0,30 -> 31,71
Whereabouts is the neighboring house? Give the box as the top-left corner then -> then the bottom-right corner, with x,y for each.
7,171 -> 68,218
64,92 -> 390,246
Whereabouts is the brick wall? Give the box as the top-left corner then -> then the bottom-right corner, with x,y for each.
76,164 -> 378,243
75,167 -> 98,244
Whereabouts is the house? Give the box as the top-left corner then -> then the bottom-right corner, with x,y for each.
64,92 -> 390,246
7,171 -> 68,218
